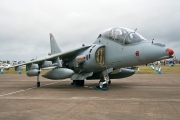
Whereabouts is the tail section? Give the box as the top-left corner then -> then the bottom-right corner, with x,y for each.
49,33 -> 61,55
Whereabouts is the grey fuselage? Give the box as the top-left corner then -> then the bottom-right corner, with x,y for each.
68,27 -> 172,74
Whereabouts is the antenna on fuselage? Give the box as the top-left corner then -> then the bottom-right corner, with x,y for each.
152,39 -> 154,43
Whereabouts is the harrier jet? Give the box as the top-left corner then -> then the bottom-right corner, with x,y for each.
10,27 -> 174,90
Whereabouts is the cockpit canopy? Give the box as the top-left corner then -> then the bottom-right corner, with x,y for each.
101,27 -> 147,44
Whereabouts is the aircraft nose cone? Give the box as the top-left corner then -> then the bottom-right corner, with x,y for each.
166,48 -> 174,55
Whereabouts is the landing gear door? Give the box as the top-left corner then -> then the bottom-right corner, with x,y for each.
95,46 -> 105,66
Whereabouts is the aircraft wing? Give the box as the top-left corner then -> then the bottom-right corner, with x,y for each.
12,45 -> 91,68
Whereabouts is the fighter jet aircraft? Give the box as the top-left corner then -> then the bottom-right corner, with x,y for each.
0,64 -> 13,70
10,27 -> 174,90
0,63 -> 13,74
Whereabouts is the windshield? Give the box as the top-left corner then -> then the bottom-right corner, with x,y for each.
102,27 -> 147,44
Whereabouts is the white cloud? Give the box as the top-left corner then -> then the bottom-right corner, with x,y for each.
0,0 -> 180,61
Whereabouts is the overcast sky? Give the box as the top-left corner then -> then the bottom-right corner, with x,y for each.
0,0 -> 180,61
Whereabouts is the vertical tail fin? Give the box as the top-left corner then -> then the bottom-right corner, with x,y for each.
49,33 -> 61,55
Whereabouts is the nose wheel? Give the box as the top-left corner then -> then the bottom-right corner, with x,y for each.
96,73 -> 109,90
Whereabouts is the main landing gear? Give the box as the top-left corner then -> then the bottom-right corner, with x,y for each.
71,80 -> 84,86
96,73 -> 110,90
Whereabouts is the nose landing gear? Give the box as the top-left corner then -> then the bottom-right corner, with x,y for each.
96,73 -> 109,90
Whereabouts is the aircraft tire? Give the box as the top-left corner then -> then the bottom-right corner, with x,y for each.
37,82 -> 40,87
99,82 -> 103,88
79,80 -> 84,86
108,80 -> 111,84
72,80 -> 84,86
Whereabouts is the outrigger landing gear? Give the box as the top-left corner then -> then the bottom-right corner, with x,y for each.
96,73 -> 109,90
71,80 -> 84,86
37,74 -> 40,87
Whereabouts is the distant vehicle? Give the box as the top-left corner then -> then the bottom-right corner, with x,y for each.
9,27 -> 174,90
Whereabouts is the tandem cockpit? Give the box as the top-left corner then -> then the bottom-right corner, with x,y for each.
100,27 -> 148,45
